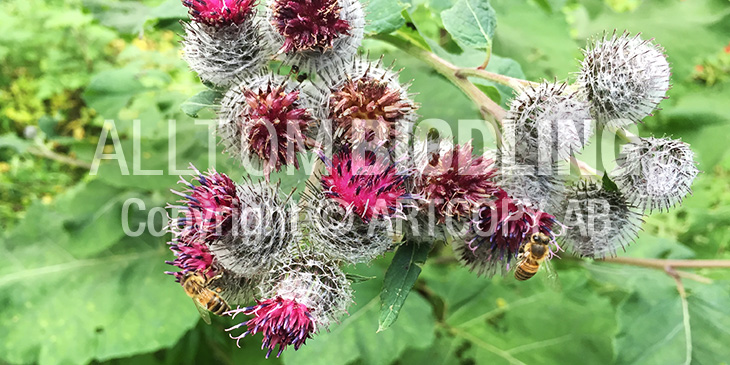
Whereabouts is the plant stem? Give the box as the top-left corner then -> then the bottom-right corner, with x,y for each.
27,145 -> 92,169
456,68 -> 539,91
600,257 -> 730,269
615,127 -> 641,144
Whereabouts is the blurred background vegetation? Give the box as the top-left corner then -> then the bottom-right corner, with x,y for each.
1,0 -> 729,364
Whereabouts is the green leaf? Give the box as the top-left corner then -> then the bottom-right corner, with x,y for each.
180,89 -> 222,118
0,203 -> 198,365
613,270 -> 730,364
365,0 -> 408,35
601,173 -> 619,192
82,0 -> 150,34
441,0 -> 497,51
378,240 -> 432,332
395,11 -> 432,51
281,263 -> 436,365
82,69 -> 147,119
53,181 -> 147,258
419,265 -> 616,364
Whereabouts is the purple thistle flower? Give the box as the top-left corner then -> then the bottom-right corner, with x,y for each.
183,0 -> 256,26
165,164 -> 239,280
270,0 -> 352,54
219,74 -> 318,180
454,189 -> 559,277
226,250 -> 352,357
227,297 -> 316,358
415,141 -> 498,223
320,147 -> 409,222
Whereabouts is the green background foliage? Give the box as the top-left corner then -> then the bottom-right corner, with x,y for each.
1,0 -> 730,364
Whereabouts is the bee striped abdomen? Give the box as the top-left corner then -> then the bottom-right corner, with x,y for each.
515,260 -> 540,281
205,295 -> 230,316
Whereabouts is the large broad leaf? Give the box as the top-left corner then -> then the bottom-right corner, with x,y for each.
0,197 -> 198,365
417,265 -> 616,364
378,240 -> 432,331
365,0 -> 408,35
605,268 -> 730,364
441,0 -> 497,51
52,181 -> 145,258
281,263 -> 436,365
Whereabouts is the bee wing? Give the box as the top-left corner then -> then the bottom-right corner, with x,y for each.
541,258 -> 562,291
192,298 -> 212,325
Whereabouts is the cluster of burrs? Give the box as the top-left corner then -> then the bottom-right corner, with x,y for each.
167,1 -> 699,356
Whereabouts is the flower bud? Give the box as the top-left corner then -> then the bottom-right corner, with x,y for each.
503,81 -> 593,162
611,137 -> 699,212
578,31 -> 670,127
209,180 -> 299,277
558,181 -> 643,258
165,165 -> 258,302
183,0 -> 256,26
320,146 -> 409,222
492,149 -> 565,214
413,140 -> 498,223
165,165 -> 239,278
304,188 -> 395,264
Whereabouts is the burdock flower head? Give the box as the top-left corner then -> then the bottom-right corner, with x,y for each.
183,0 -> 256,26
324,56 -> 418,148
181,0 -> 265,87
265,0 -> 365,73
226,250 -> 352,358
302,146 -> 407,263
503,81 -> 593,162
559,181 -> 643,258
219,73 -> 318,179
454,189 -> 559,277
414,140 -> 498,223
165,164 -> 240,280
320,146 -> 409,222
209,180 -> 299,278
611,137 -> 698,212
578,31 -> 670,127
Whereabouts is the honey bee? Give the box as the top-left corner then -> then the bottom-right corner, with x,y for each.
514,232 -> 553,281
181,271 -> 230,325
